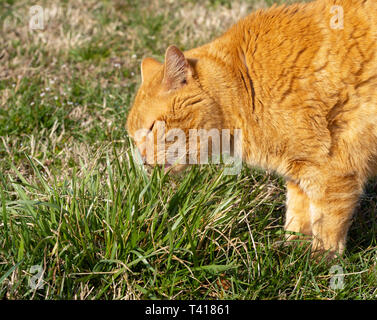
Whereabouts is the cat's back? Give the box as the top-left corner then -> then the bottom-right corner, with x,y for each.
224,0 -> 377,170
225,0 -> 377,104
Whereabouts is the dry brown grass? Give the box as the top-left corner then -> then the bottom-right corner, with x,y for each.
1,0 -> 269,183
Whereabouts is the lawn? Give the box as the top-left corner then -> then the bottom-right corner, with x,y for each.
0,0 -> 376,299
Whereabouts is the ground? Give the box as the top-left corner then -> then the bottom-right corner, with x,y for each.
0,0 -> 376,299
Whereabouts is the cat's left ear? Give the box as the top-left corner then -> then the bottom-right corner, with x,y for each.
141,57 -> 162,83
163,45 -> 192,90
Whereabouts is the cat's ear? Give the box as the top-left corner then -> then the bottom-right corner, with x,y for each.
141,57 -> 162,83
163,45 -> 192,90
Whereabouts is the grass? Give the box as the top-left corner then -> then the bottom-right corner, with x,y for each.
0,0 -> 376,300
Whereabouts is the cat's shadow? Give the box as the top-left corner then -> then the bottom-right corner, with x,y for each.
347,178 -> 377,254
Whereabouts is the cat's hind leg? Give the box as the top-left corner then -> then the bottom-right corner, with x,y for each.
308,174 -> 363,258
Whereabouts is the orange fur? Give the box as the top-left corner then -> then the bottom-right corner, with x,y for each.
127,0 -> 377,257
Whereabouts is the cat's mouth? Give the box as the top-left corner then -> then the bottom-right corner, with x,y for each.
162,163 -> 188,175
163,163 -> 172,170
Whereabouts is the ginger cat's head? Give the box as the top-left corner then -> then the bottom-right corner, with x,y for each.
127,45 -> 224,172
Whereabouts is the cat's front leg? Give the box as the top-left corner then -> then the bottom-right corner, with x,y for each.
307,174 -> 363,258
284,180 -> 312,241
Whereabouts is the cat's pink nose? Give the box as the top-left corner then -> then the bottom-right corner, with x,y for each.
163,163 -> 172,174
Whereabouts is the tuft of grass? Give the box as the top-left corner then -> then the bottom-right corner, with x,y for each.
0,0 -> 376,300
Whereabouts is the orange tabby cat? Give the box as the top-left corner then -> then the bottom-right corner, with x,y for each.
127,0 -> 377,258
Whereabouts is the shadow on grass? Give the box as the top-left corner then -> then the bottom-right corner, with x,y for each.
347,178 -> 377,254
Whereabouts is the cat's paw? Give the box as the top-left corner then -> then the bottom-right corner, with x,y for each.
310,238 -> 345,261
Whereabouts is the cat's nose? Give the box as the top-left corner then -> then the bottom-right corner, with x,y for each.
137,147 -> 147,164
